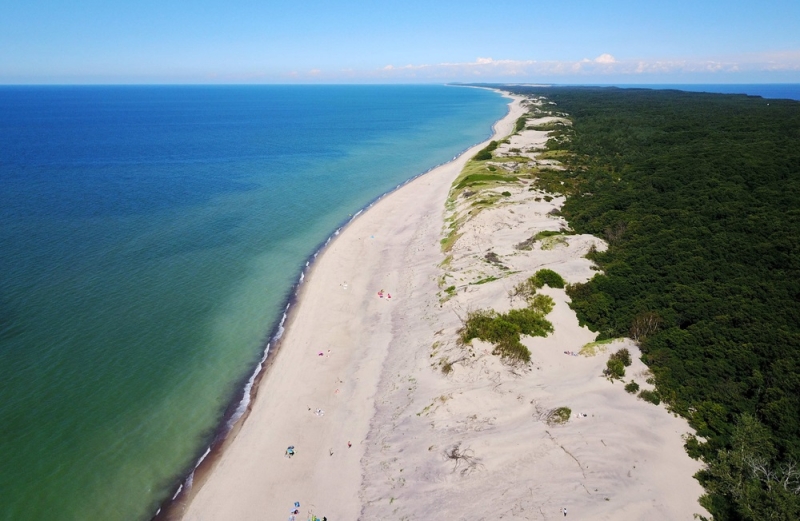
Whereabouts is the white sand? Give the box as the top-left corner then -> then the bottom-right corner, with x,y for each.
181,91 -> 707,520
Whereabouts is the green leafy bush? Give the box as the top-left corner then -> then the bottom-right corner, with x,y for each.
459,292 -> 554,363
530,269 -> 565,289
529,293 -> 555,314
515,116 -> 527,133
605,358 -> 625,379
624,381 -> 640,394
505,307 -> 554,337
493,338 -> 531,363
638,389 -> 661,405
473,140 -> 499,161
609,348 -> 632,367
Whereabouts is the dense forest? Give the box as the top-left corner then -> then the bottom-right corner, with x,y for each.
498,85 -> 800,520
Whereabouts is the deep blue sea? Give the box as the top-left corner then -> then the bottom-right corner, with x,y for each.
0,85 -> 508,520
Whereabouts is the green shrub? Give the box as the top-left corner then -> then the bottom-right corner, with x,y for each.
506,307 -> 554,337
458,291 -> 555,364
638,389 -> 661,405
474,141 -> 499,161
605,358 -> 625,379
528,293 -> 555,314
530,269 -> 566,289
493,337 -> 531,363
484,318 -> 522,344
624,381 -> 640,394
459,309 -> 499,344
609,348 -> 632,367
501,191 -> 511,197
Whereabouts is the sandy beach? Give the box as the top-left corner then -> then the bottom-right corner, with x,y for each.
180,91 -> 707,520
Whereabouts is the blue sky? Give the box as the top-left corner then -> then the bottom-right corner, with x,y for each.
2,0 -> 799,84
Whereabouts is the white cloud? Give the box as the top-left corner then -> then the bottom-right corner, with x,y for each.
368,51 -> 800,79
594,53 -> 616,64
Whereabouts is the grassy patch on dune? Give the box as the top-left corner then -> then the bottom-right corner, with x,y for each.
547,407 -> 572,425
453,160 -> 518,192
579,337 -> 620,357
440,230 -> 462,253
541,235 -> 568,250
537,149 -> 570,160
458,290 -> 555,364
515,229 -> 572,251
527,121 -> 570,132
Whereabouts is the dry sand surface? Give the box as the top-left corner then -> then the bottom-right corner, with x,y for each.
181,91 -> 708,520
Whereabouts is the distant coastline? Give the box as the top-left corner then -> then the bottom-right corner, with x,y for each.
452,82 -> 800,101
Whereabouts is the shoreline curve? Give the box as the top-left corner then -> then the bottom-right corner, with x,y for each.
153,88 -> 519,520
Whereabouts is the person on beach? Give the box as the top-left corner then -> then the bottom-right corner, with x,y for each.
562,506 -> 567,516
348,441 -> 352,448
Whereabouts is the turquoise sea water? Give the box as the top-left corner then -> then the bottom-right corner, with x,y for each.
0,85 -> 507,520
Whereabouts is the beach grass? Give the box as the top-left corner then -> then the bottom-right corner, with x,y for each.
579,337 -> 621,357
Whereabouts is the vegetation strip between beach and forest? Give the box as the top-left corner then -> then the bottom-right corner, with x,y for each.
493,85 -> 800,521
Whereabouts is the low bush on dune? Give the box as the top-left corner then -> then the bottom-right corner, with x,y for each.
624,381 -> 640,394
511,270 -> 566,301
604,348 -> 633,380
605,358 -> 626,380
459,294 -> 554,364
505,307 -> 554,337
609,348 -> 632,367
473,140 -> 499,161
530,268 -> 565,289
493,337 -> 532,363
638,389 -> 661,405
514,115 -> 527,133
